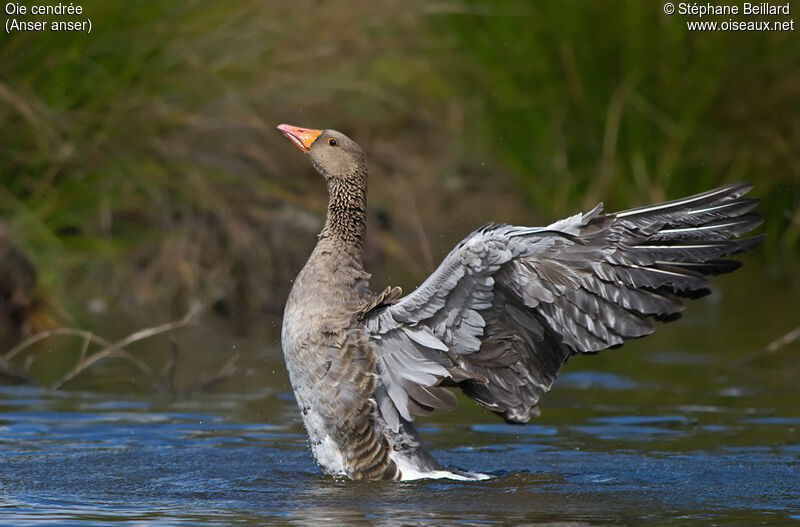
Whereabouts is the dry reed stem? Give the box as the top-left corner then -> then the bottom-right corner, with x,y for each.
2,306 -> 202,390
737,325 -> 800,364
4,329 -> 113,362
191,354 -> 239,393
50,306 -> 202,390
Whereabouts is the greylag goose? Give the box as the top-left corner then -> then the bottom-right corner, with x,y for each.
277,123 -> 762,481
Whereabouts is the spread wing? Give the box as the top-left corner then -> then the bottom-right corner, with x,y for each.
361,183 -> 762,429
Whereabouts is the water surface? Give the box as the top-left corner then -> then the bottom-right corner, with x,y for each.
1,262 -> 798,525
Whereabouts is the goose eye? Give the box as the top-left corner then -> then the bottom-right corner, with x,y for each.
328,138 -> 338,147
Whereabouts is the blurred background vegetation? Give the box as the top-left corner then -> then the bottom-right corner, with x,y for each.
1,1 -> 798,386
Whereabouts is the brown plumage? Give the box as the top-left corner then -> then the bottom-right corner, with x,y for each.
277,123 -> 762,481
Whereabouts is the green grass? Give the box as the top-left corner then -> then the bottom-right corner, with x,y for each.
1,1 -> 797,333
427,1 -> 799,253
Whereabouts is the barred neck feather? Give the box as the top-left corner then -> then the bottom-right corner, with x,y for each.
320,168 -> 368,253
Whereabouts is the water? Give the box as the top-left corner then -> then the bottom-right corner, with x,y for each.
1,379 -> 797,524
1,263 -> 799,525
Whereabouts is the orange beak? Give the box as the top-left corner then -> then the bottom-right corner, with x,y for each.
277,124 -> 323,152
